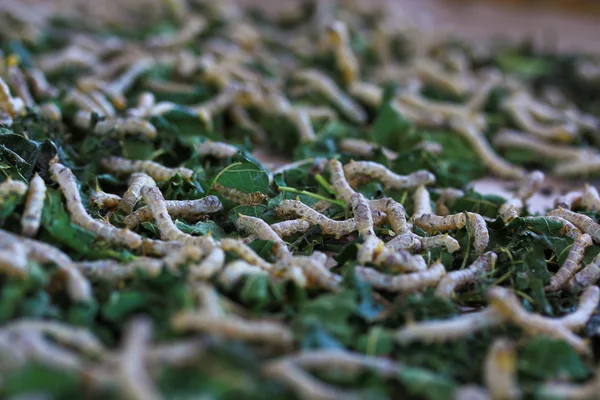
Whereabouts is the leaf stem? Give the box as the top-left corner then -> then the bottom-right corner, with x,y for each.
278,186 -> 345,207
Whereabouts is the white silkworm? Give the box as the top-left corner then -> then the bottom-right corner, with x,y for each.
146,15 -> 206,48
416,212 -> 489,253
329,159 -> 355,203
0,76 -> 25,117
499,171 -> 544,221
293,69 -> 367,124
88,90 -> 116,116
291,252 -> 342,292
220,238 -> 272,270
218,260 -> 269,288
20,173 -> 46,237
326,20 -> 359,84
369,198 -> 409,234
567,253 -> 600,294
492,129 -> 591,161
559,286 -> 600,330
554,156 -> 600,177
188,247 -> 226,281
545,233 -> 593,292
171,311 -> 293,346
452,385 -> 490,400
123,196 -> 222,228
555,191 -> 582,210
338,138 -> 398,160
0,240 -> 28,277
435,252 -> 497,298
486,286 -> 589,354
418,234 -> 461,253
26,68 -> 59,99
235,214 -> 291,262
351,193 -> 374,237
7,64 -> 34,107
104,60 -> 153,108
118,317 -> 161,400
0,228 -> 90,301
50,163 -> 145,251
89,191 -> 121,210
0,178 -> 27,198
92,117 -> 158,140
271,219 -> 312,237
38,45 -> 98,74
101,156 -> 193,181
484,339 -> 520,400
40,102 -> 62,121
355,261 -> 446,292
581,184 -> 600,211
64,89 -> 103,114
373,248 -> 427,272
343,161 -> 435,190
119,173 -> 156,214
547,216 -> 583,240
547,208 -> 600,243
196,140 -> 238,159
412,185 -> 432,219
395,308 -> 502,345
212,182 -> 266,205
76,258 -> 163,280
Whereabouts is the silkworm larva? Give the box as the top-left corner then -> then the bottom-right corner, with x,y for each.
40,102 -> 62,121
357,235 -> 386,266
0,76 -> 25,117
486,286 -> 589,354
119,173 -> 156,214
89,191 -> 121,210
64,89 -> 103,114
104,60 -> 152,108
196,140 -> 238,159
271,219 -> 312,237
101,156 -> 193,181
0,240 -> 28,277
235,214 -> 291,262
435,252 -> 497,298
229,104 -> 268,144
373,248 -> 427,272
38,45 -> 98,74
412,185 -> 432,219
7,65 -> 34,107
449,116 -> 527,180
188,247 -> 226,281
123,196 -> 222,228
554,156 -> 600,177
355,261 -> 446,292
348,80 -> 382,107
329,159 -> 355,203
385,233 -> 422,252
350,193 -> 374,236
171,311 -> 293,346
220,238 -> 272,271
326,21 -> 359,84
369,198 -> 409,234
218,260 -> 269,289
291,253 -> 342,292
20,173 -> 46,237
484,339 -> 520,400
538,379 -> 597,400
286,108 -> 317,143
343,161 -> 435,190
93,117 -> 158,140
395,308 -> 502,345
499,171 -> 545,219
418,234 -> 461,253
26,68 -> 59,99
492,129 -> 592,161
499,204 -> 519,223
452,385 -> 490,400
146,15 -> 206,48
212,182 -> 266,205
581,184 -> 600,211
127,92 -> 155,118
567,254 -> 600,294
416,212 -> 489,253
118,317 -> 161,400
88,90 -> 117,116
279,200 -> 354,238
0,228 -> 91,301
546,216 -> 582,240
76,258 -> 163,280
554,191 -> 582,210
293,69 -> 367,124
51,163 -> 145,251
545,233 -> 593,292
547,208 -> 600,243
0,178 -> 27,198
338,138 -> 399,159
559,286 -> 600,330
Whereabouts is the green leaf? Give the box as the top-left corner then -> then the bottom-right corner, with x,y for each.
372,88 -> 415,150
213,161 -> 270,194
397,366 -> 456,400
518,337 -> 589,380
175,219 -> 225,239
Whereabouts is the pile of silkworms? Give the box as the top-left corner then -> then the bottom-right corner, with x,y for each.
1,0 -> 600,399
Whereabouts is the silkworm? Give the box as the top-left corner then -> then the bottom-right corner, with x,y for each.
329,159 -> 355,203
0,240 -> 28,277
499,171 -> 544,220
326,20 -> 359,84
412,185 -> 432,219
435,252 -> 497,298
547,216 -> 583,240
220,238 -> 272,270
452,385 -> 490,400
196,140 -> 238,159
0,77 -> 25,117
38,45 -> 98,74
291,252 -> 342,292
171,311 -> 293,346
212,182 -> 266,205
93,117 -> 158,140
88,90 -> 116,116
539,379 -> 597,400
286,108 -> 317,143
7,64 -> 34,107
0,228 -> 90,301
484,339 -> 520,400
218,260 -> 269,288
20,173 -> 46,237
338,138 -> 399,159
554,156 -> 600,177
235,214 -> 291,262
101,156 -> 193,181
547,208 -> 600,243
0,178 -> 27,198
395,307 -> 502,344
343,161 -> 435,190
355,261 -> 446,292
580,184 -> 600,211
188,247 -> 226,281
350,193 -> 374,236
348,80 -> 382,107
64,89 -> 103,114
123,196 -> 222,228
146,15 -> 206,48
119,173 -> 156,214
76,258 -> 163,280
293,69 -> 367,124
229,104 -> 268,143
555,191 -> 583,210
412,58 -> 472,96
486,286 -> 589,354
26,68 -> 59,99
271,219 -> 312,237
449,116 -> 527,180
104,60 -> 153,108
369,198 -> 409,234
545,233 -> 593,292
492,129 -> 590,161
559,286 -> 600,330
416,212 -> 489,253
567,253 -> 600,294
51,163 -> 145,251
418,234 -> 461,253
127,92 -> 155,118
385,233 -> 422,252
89,191 -> 121,210
118,317 -> 161,400
40,102 -> 62,121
